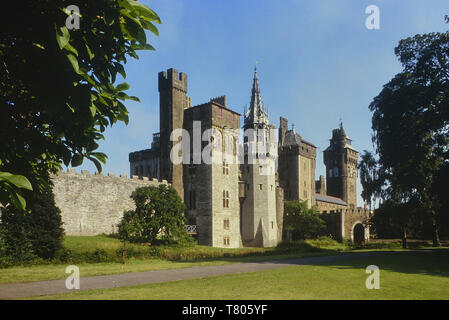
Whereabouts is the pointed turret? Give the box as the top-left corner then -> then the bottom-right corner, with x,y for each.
244,65 -> 269,128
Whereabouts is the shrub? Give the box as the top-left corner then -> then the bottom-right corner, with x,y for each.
283,201 -> 326,240
118,185 -> 193,245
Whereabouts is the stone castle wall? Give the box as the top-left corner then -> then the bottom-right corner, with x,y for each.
320,208 -> 371,242
51,169 -> 168,236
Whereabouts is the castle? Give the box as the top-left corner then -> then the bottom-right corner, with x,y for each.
128,67 -> 371,247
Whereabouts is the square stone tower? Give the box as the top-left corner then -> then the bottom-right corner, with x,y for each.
323,123 -> 358,209
183,99 -> 242,248
158,68 -> 190,200
278,117 -> 317,208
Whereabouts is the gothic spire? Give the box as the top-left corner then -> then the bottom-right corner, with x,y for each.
244,64 -> 268,127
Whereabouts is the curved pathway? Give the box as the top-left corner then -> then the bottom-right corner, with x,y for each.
0,251 -> 392,299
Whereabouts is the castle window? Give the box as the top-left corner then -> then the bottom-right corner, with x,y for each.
233,136 -> 237,156
259,184 -> 263,190
223,190 -> 229,208
223,161 -> 229,175
271,185 -> 273,191
223,218 -> 230,230
333,167 -> 338,177
271,221 -> 274,229
223,236 -> 230,246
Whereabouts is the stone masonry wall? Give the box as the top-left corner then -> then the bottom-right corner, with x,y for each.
51,169 -> 169,236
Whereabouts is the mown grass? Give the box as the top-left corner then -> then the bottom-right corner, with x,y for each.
0,235 -> 348,284
29,249 -> 449,300
1,235 -> 443,285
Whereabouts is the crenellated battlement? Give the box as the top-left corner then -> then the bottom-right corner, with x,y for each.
320,208 -> 370,215
158,68 -> 188,93
210,95 -> 227,107
58,168 -> 169,185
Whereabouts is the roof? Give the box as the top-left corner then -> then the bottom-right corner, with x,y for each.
190,101 -> 241,116
315,194 -> 347,206
283,131 -> 302,146
301,138 -> 317,148
282,131 -> 316,148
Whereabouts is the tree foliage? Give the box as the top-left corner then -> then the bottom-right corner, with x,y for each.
118,185 -> 192,245
358,150 -> 384,209
0,171 -> 32,211
0,0 -> 160,204
367,17 -> 449,246
283,201 -> 326,240
0,177 -> 64,266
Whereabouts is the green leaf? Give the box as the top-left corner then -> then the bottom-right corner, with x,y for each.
0,172 -> 33,190
66,54 -> 81,74
140,20 -> 159,36
64,42 -> 78,56
90,152 -> 108,164
56,26 -> 70,50
116,82 -> 130,91
85,43 -> 95,60
116,63 -> 127,78
71,153 -> 83,167
131,43 -> 155,51
128,96 -> 140,102
88,156 -> 103,173
32,42 -> 46,50
90,104 -> 97,117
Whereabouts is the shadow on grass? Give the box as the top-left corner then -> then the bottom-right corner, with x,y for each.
281,249 -> 449,279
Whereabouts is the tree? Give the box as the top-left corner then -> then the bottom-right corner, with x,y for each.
372,198 -> 421,248
368,17 -> 449,246
0,175 -> 64,264
0,0 -> 160,204
117,185 -> 192,245
358,150 -> 384,210
431,162 -> 449,239
283,201 -> 326,241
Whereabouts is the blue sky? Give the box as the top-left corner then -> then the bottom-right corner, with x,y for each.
73,0 -> 449,206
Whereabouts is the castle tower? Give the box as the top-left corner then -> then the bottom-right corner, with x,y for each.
183,98 -> 241,248
241,65 -> 279,247
323,123 -> 358,208
158,68 -> 190,200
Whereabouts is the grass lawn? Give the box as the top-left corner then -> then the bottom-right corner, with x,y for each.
0,235 -> 351,284
29,249 -> 449,300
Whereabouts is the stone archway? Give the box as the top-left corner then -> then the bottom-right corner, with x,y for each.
352,222 -> 365,244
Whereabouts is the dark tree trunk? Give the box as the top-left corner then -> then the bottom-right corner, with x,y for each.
402,229 -> 407,249
432,218 -> 441,247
